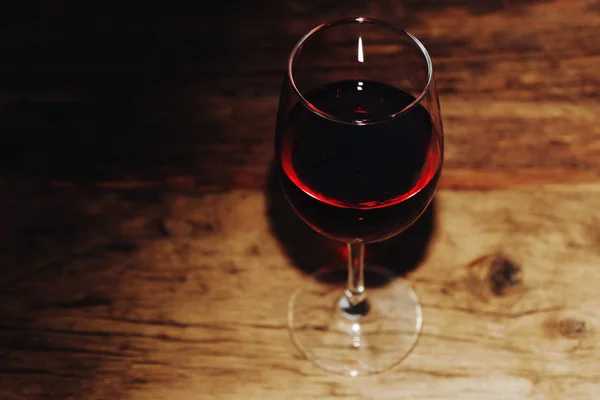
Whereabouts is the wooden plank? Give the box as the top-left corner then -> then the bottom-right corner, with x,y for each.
1,1 -> 600,398
1,0 -> 600,189
0,184 -> 599,399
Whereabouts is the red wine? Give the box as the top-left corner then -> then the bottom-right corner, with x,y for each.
276,80 -> 442,243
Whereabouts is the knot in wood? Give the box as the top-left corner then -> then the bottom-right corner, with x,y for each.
487,254 -> 522,296
558,317 -> 587,339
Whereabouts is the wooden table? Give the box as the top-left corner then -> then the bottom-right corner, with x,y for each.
1,1 -> 600,399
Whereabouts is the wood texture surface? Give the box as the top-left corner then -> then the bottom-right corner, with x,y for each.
1,0 -> 600,399
1,185 -> 599,399
0,0 -> 599,190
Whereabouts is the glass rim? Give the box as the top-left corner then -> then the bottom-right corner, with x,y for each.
287,17 -> 433,126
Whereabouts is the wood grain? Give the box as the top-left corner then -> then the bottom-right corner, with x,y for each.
0,0 -> 599,189
1,185 -> 599,399
1,1 -> 600,399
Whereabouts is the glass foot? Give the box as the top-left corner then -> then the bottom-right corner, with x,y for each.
288,266 -> 422,376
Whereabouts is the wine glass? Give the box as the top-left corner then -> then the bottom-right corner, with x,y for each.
274,17 -> 443,376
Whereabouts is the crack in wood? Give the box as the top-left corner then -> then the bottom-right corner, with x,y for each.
422,304 -> 565,319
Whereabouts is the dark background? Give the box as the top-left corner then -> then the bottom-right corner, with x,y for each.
1,0 -> 575,189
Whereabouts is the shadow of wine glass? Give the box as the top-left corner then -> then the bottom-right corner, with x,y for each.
265,162 -> 437,286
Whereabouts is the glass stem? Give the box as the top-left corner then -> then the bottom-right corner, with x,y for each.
345,242 -> 366,306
